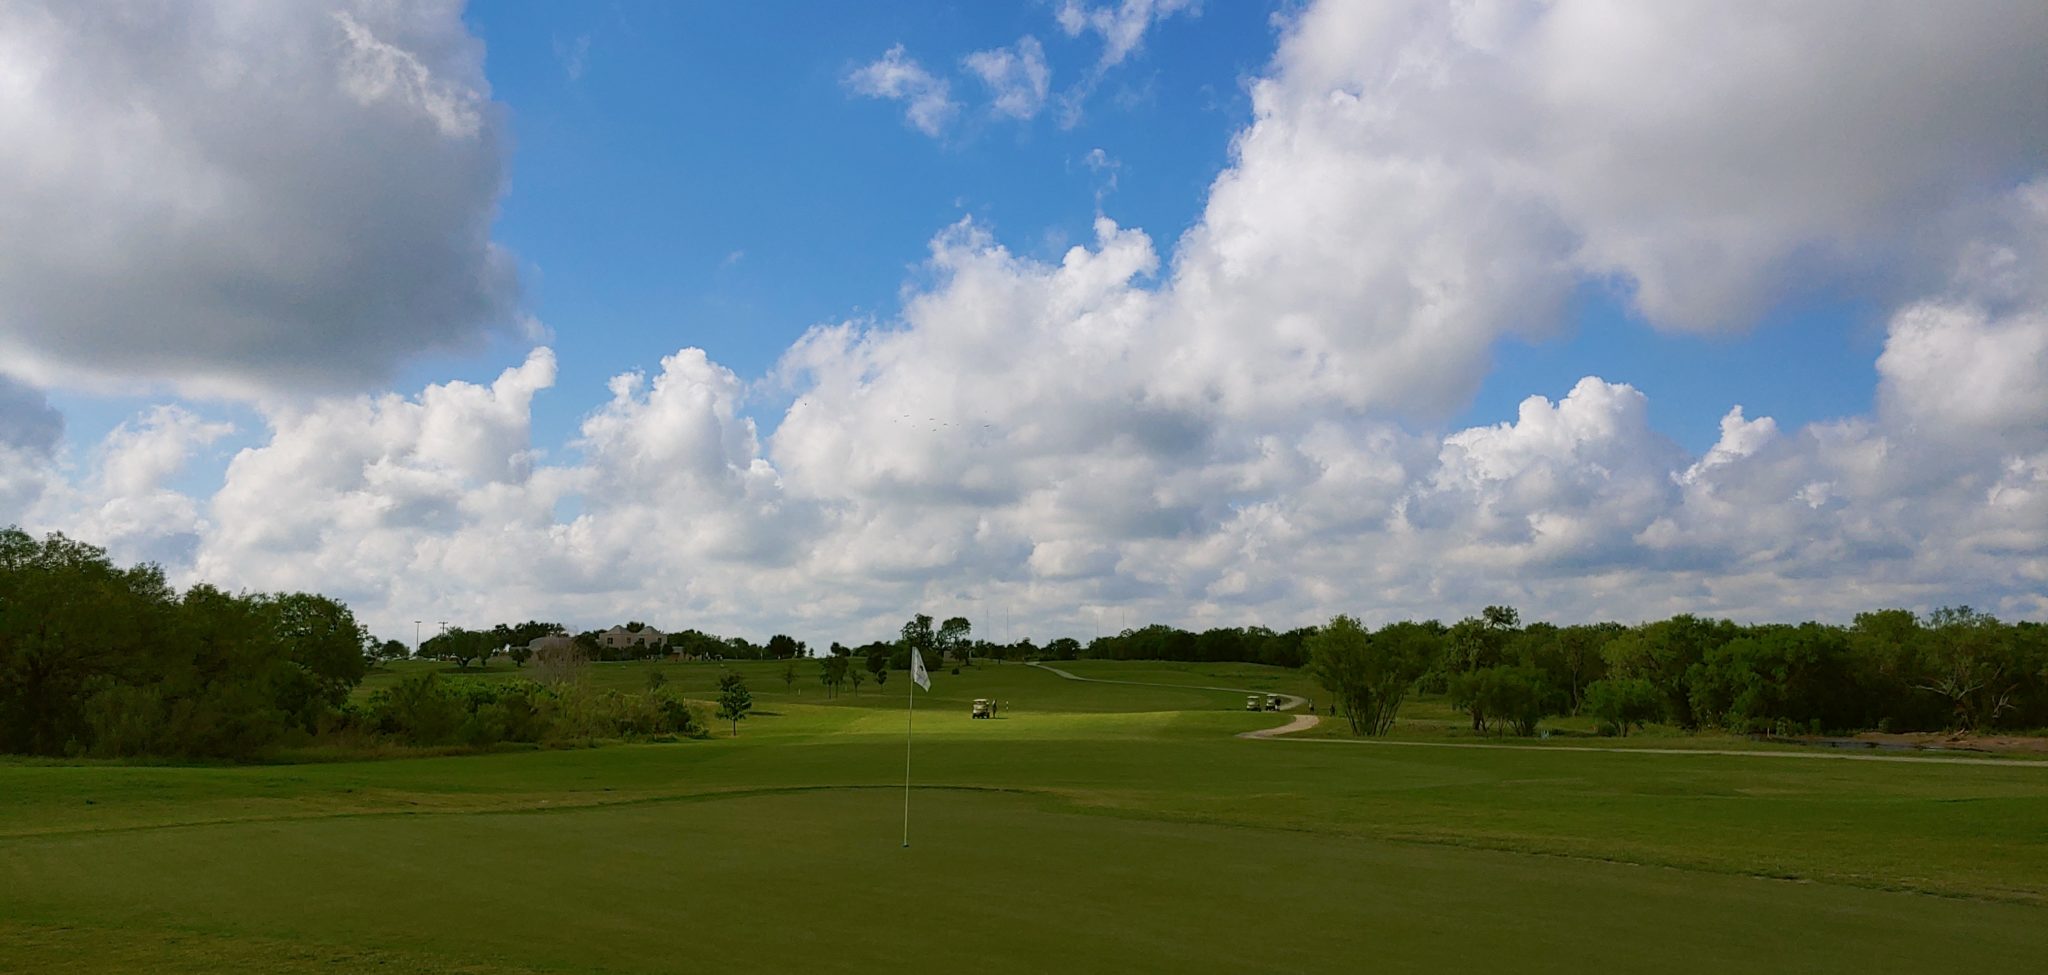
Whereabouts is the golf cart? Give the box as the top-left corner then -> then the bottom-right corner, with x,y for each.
1265,695 -> 1284,711
1245,695 -> 1262,711
972,698 -> 994,719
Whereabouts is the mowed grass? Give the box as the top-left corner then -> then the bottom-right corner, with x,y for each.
5,661 -> 2048,973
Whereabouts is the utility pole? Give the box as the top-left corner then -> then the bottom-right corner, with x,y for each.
414,620 -> 421,658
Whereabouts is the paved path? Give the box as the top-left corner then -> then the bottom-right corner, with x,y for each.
1238,712 -> 1321,739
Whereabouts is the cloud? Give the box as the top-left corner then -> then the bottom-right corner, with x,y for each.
1877,180 -> 2048,446
555,34 -> 592,82
0,0 -> 518,398
964,36 -> 1052,120
0,376 -> 61,456
1258,0 -> 2048,332
1055,0 -> 1199,70
845,45 -> 960,137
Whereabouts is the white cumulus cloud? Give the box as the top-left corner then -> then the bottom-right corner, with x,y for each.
0,0 -> 518,399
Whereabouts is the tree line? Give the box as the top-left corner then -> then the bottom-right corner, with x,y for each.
1306,606 -> 2048,738
1,528 -> 370,758
0,528 -> 711,759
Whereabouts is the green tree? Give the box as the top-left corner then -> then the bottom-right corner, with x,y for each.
849,665 -> 866,696
1604,615 -> 1731,728
1448,665 -> 1550,737
938,616 -> 972,665
716,672 -> 753,736
1917,606 -> 2026,731
819,655 -> 850,698
1439,610 -> 1518,728
1551,624 -> 1616,714
0,529 -> 172,755
781,659 -> 798,692
900,614 -> 936,670
372,639 -> 410,665
1307,616 -> 1435,736
1583,678 -> 1661,736
264,591 -> 370,729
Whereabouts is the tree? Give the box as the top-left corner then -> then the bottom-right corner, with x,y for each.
1603,615 -> 1731,729
1916,606 -> 2026,731
0,527 -> 382,759
1551,624 -> 1615,714
1439,615 -> 1511,727
373,639 -> 409,662
1307,616 -> 1435,736
901,614 -> 936,670
1448,665 -> 1549,737
266,591 -> 370,727
716,672 -> 753,736
850,666 -> 866,696
781,659 -> 798,692
874,665 -> 889,687
508,643 -> 533,668
1583,678 -> 1660,736
423,627 -> 497,669
938,616 -> 972,665
767,633 -> 805,659
819,655 -> 849,698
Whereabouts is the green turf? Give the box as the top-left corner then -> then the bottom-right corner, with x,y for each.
6,660 -> 2047,972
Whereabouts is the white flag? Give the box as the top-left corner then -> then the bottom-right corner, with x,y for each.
910,648 -> 931,691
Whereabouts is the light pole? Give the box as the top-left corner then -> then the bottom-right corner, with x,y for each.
413,620 -> 421,658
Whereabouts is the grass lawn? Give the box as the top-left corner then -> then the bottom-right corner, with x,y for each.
5,660 -> 2047,972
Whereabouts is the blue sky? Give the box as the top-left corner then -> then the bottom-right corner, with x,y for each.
457,0 -> 1278,449
3,1 -> 2045,640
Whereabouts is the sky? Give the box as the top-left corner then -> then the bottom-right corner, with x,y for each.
2,0 -> 2046,647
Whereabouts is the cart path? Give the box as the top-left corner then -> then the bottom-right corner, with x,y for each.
1237,713 -> 1322,739
1024,662 -> 1316,738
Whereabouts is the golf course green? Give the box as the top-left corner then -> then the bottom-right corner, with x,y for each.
4,659 -> 2045,973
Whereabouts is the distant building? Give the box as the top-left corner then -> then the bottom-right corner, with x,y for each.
601,625 -> 665,650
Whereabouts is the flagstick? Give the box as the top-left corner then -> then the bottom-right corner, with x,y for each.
902,665 -> 914,848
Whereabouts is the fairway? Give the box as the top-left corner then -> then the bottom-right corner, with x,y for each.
5,661 -> 2047,973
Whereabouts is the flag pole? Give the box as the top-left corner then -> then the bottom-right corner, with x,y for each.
902,659 -> 914,848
